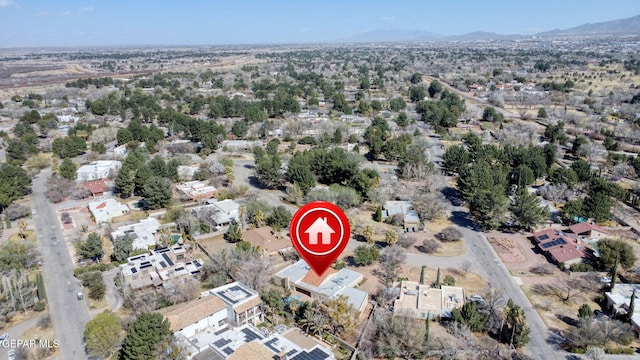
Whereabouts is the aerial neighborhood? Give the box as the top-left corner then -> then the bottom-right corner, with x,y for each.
2,11 -> 640,360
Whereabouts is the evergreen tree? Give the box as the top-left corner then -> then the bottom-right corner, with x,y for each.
224,224 -> 243,243
256,154 -> 282,189
142,176 -> 172,210
77,232 -> 104,261
374,206 -> 382,222
578,303 -> 593,322
628,290 -> 636,322
435,268 -> 441,289
510,190 -> 550,230
502,299 -> 530,348
58,158 -> 77,180
452,301 -> 489,332
420,265 -> 426,285
120,312 -> 172,360
610,256 -> 618,291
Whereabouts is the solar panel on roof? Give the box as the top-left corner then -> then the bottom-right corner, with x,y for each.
292,348 -> 331,360
130,268 -> 137,273
287,349 -> 298,357
241,327 -> 262,342
540,238 -> 567,249
222,347 -> 233,355
213,338 -> 231,348
162,253 -> 174,267
264,338 -> 280,353
159,261 -> 167,268
214,327 -> 228,335
538,234 -> 549,241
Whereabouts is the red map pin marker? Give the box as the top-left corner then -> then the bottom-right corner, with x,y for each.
290,201 -> 351,277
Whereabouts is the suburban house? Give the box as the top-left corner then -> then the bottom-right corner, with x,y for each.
118,245 -> 203,292
532,228 -> 596,265
110,144 -> 128,156
605,284 -> 640,336
192,199 -> 241,229
111,217 -> 162,249
160,281 -> 262,339
242,226 -> 293,256
274,259 -> 368,312
568,222 -> 609,240
181,324 -> 334,360
220,140 -> 261,152
88,198 -> 129,224
81,179 -> 109,197
382,201 -> 420,232
76,160 -> 122,182
393,281 -> 465,319
176,181 -> 218,202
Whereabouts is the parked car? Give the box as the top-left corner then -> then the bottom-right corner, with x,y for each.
77,292 -> 84,300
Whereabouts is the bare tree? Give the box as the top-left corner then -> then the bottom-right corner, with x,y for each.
235,255 -> 272,293
377,245 -> 406,286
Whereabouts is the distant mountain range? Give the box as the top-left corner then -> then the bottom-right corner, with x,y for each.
339,14 -> 640,43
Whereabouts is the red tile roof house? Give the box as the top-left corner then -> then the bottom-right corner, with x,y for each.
82,180 -> 108,197
532,228 -> 596,266
568,222 -> 609,240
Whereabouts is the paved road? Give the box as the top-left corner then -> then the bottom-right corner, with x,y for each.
31,169 -> 90,360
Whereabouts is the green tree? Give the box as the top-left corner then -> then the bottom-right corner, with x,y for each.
120,312 -> 172,360
0,164 -> 32,212
266,206 -> 291,231
112,236 -> 133,263
578,304 -> 593,322
443,145 -> 470,173
482,106 -> 504,122
116,128 -> 133,146
287,163 -> 315,194
409,86 -> 426,102
394,111 -> 409,128
80,271 -> 106,300
256,154 -> 282,189
266,139 -> 280,155
537,107 -> 548,119
353,245 -> 380,266
598,239 -> 637,270
389,97 -> 407,111
502,299 -> 530,348
363,225 -> 375,244
452,301 -> 489,332
374,206 -> 382,222
420,266 -> 426,285
571,159 -> 592,182
584,192 -> 612,223
385,230 -> 398,245
143,176 -> 172,210
548,167 -> 578,187
511,165 -> 535,188
224,224 -> 243,243
52,136 -> 86,158
58,158 -> 77,180
332,128 -> 343,144
428,80 -> 443,98
544,121 -> 568,145
510,191 -> 550,230
409,73 -> 422,84
469,189 -> 509,230
77,233 -> 104,261
84,310 -> 123,359
231,120 -> 248,138
572,136 -> 588,155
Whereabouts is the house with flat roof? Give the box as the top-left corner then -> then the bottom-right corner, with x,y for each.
393,281 -> 465,319
382,201 -> 420,232
88,198 -> 129,224
118,245 -> 202,292
192,199 -> 241,229
111,217 -> 162,249
532,227 -> 596,265
274,260 -> 368,312
204,281 -> 263,328
76,160 -> 122,182
605,284 -> 640,337
176,181 -> 218,202
184,324 -> 334,360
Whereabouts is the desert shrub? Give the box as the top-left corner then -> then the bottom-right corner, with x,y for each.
605,347 -> 634,355
397,234 -> 416,249
33,300 -> 45,312
569,263 -> 595,272
420,239 -> 442,254
435,226 -> 463,242
443,275 -> 456,286
530,264 -> 555,275
5,204 -> 30,221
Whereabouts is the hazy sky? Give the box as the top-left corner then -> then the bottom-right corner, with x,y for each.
1,0 -> 639,47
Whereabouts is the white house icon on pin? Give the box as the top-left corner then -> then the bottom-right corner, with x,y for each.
304,217 -> 335,245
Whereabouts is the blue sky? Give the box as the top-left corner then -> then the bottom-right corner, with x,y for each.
1,0 -> 639,47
